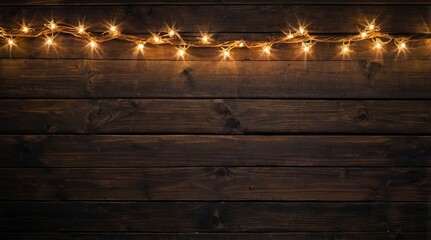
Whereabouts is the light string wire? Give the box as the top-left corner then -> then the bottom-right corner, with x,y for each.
1,20 -> 430,57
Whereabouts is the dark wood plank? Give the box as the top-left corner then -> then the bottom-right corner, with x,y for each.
0,202 -> 428,232
2,35 -> 430,60
1,59 -> 430,99
2,135 -> 430,167
2,233 -> 428,240
1,167 -> 429,201
1,0 -> 430,5
0,5 -> 429,33
0,99 -> 430,134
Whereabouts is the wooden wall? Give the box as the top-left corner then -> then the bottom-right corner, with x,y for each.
0,0 -> 430,239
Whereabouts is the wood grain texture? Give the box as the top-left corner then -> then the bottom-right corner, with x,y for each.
1,135 -> 430,167
1,167 -> 429,201
1,0 -> 430,5
2,36 -> 430,60
0,5 -> 429,33
1,60 -> 430,99
2,233 -> 429,240
0,202 -> 428,232
0,99 -> 430,134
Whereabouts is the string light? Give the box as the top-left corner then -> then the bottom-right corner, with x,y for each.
0,19 -> 429,59
286,33 -> 294,39
341,44 -> 351,54
7,38 -> 14,46
21,25 -> 29,33
176,46 -> 187,58
302,42 -> 313,53
137,42 -> 145,50
222,48 -> 230,59
298,26 -> 306,35
153,35 -> 162,44
47,20 -> 56,30
89,40 -> 97,48
168,28 -> 176,38
262,44 -> 271,55
77,25 -> 85,34
45,36 -> 54,45
375,42 -> 382,50
200,34 -> 210,44
109,25 -> 119,36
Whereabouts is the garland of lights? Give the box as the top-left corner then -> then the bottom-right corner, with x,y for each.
1,19 -> 430,59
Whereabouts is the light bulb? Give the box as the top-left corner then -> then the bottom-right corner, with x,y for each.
361,32 -> 367,39
201,34 -> 210,44
222,49 -> 230,58
342,45 -> 350,54
168,29 -> 176,37
21,26 -> 29,33
263,45 -> 271,54
8,39 -> 14,46
137,42 -> 145,50
375,42 -> 382,49
153,36 -> 161,43
368,24 -> 375,30
48,21 -> 56,30
177,48 -> 186,57
398,42 -> 407,50
77,25 -> 85,34
110,25 -> 117,32
46,37 -> 53,45
286,33 -> 294,39
90,40 -> 97,48
302,43 -> 311,53
238,42 -> 244,47
298,27 -> 305,35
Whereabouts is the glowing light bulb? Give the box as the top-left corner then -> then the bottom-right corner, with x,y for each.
153,36 -> 161,43
342,45 -> 350,54
201,34 -> 210,44
77,25 -> 85,34
368,24 -> 375,31
48,21 -> 56,30
7,39 -> 14,46
361,32 -> 367,39
263,45 -> 271,54
238,42 -> 244,47
177,48 -> 186,57
286,33 -> 294,39
110,25 -> 117,32
168,29 -> 176,37
298,27 -> 306,35
46,37 -> 53,45
375,42 -> 382,49
137,42 -> 145,50
398,42 -> 407,50
302,43 -> 311,53
21,26 -> 29,33
90,40 -> 97,48
222,49 -> 230,58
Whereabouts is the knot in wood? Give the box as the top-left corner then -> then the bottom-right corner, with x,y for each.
407,171 -> 422,184
212,102 -> 231,116
211,215 -> 219,227
352,107 -> 370,122
215,167 -> 227,179
23,143 -> 33,153
362,61 -> 382,81
226,117 -> 241,129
